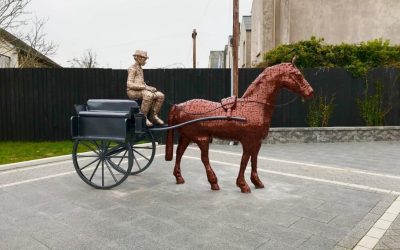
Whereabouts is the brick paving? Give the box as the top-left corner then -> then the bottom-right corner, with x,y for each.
0,141 -> 399,249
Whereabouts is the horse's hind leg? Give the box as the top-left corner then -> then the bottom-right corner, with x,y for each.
250,142 -> 264,189
173,135 -> 190,184
196,138 -> 219,191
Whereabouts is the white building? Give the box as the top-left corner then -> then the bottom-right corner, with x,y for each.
208,51 -> 225,68
239,16 -> 252,68
0,28 -> 60,68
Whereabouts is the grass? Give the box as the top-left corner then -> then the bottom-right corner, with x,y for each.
0,139 -> 152,165
0,141 -> 76,165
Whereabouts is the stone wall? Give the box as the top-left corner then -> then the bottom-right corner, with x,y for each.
213,127 -> 400,144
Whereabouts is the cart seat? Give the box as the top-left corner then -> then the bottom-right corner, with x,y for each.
87,99 -> 139,112
78,111 -> 130,118
76,99 -> 140,119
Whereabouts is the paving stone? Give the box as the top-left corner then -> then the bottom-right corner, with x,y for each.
200,224 -> 267,249
329,213 -> 367,230
357,213 -> 382,230
358,235 -> 380,248
112,231 -> 174,250
333,246 -> 350,250
255,239 -> 297,250
354,246 -> 371,250
367,227 -> 386,239
299,208 -> 338,223
380,213 -> 398,222
385,229 -> 400,236
0,218 -> 49,250
375,219 -> 393,230
291,218 -> 348,241
370,204 -> 395,216
251,224 -> 314,247
299,235 -> 338,250
374,241 -> 390,249
377,235 -> 400,249
337,234 -> 363,249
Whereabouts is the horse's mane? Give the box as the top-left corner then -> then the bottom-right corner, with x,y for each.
241,63 -> 294,98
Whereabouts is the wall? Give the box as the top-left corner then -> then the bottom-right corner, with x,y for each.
288,0 -> 400,45
0,39 -> 19,67
225,37 -> 233,68
239,24 -> 252,68
251,0 -> 400,65
208,51 -> 225,68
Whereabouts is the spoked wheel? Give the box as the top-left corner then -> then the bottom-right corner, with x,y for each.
130,130 -> 156,175
72,139 -> 133,189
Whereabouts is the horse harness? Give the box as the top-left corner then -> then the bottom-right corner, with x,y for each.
220,96 -> 237,118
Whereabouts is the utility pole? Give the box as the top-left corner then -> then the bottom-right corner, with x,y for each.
232,0 -> 239,96
192,29 -> 197,68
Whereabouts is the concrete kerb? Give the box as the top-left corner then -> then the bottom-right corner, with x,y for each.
0,154 -> 73,172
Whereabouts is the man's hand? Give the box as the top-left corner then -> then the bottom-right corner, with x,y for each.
145,82 -> 157,92
146,86 -> 157,92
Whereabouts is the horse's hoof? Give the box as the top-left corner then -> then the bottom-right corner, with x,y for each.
176,177 -> 185,184
240,186 -> 251,193
211,183 -> 220,190
251,176 -> 264,189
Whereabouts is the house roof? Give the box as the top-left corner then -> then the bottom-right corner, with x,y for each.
242,16 -> 252,31
0,28 -> 61,68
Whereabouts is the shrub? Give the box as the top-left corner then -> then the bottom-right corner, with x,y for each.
357,81 -> 390,126
260,37 -> 400,77
306,94 -> 336,127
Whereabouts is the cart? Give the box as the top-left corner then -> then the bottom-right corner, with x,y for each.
71,99 -> 245,189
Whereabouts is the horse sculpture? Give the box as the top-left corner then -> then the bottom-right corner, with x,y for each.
165,62 -> 314,193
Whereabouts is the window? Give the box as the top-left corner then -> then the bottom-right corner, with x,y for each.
0,54 -> 11,67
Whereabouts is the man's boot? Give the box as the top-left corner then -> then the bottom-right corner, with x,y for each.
140,98 -> 153,127
149,98 -> 164,125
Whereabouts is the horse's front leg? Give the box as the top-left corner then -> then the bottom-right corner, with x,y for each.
250,141 -> 264,189
173,135 -> 190,184
196,138 -> 219,190
236,145 -> 251,193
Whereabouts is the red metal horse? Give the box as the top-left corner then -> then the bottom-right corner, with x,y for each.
165,62 -> 314,193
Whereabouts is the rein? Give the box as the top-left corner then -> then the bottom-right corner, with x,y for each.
241,96 -> 299,108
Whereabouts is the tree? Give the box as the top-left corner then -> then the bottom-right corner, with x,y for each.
18,17 -> 58,67
0,0 -> 30,29
0,0 -> 58,68
69,49 -> 99,68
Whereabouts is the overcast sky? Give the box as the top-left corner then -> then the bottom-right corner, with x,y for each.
25,0 -> 253,69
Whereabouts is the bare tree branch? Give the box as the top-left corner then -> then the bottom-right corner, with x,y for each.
24,17 -> 57,55
0,0 -> 30,29
69,49 -> 99,68
18,17 -> 58,67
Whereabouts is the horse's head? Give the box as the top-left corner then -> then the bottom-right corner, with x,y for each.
278,63 -> 314,99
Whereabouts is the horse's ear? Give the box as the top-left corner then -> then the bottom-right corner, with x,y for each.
291,55 -> 298,66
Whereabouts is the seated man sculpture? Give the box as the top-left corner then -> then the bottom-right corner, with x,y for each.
127,50 -> 165,126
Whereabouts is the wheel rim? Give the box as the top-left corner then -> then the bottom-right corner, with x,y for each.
130,131 -> 156,175
73,140 -> 133,189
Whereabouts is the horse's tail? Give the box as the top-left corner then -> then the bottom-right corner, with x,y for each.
165,105 -> 176,161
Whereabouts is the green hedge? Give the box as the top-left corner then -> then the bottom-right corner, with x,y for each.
260,37 -> 400,77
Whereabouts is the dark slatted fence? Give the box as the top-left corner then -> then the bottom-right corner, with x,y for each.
0,67 -> 399,141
